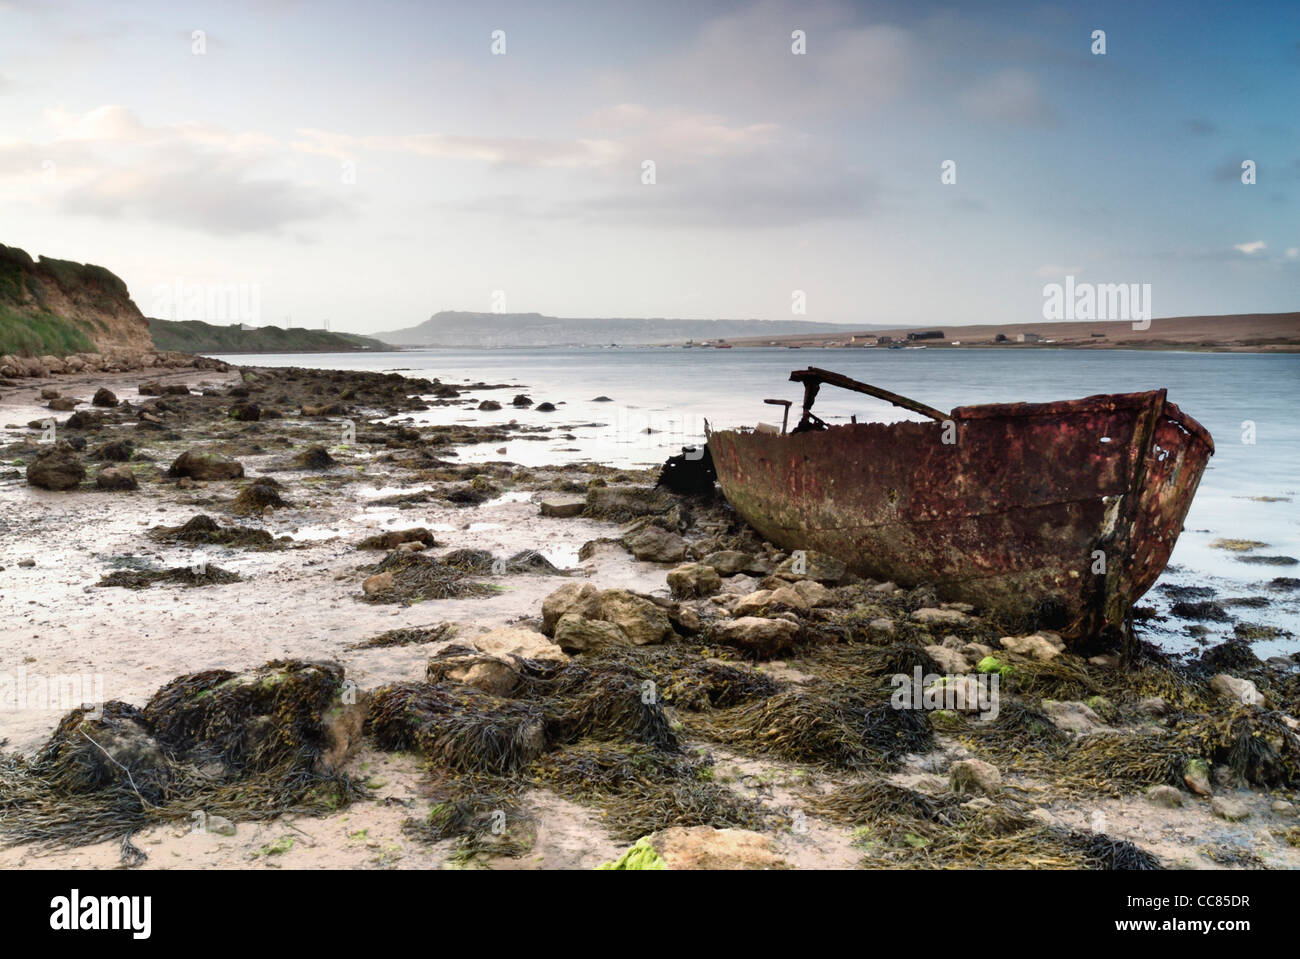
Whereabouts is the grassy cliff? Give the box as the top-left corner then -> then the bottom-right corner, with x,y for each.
0,243 -> 153,356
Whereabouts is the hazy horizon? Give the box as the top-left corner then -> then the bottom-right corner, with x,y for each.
2,0 -> 1297,336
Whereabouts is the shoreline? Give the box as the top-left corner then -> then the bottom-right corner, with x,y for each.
1,360 -> 1297,870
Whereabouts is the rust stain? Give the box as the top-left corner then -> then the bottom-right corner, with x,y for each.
708,370 -> 1214,641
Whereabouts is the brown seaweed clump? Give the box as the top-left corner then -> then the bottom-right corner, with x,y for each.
0,661 -> 362,857
348,622 -> 458,650
147,513 -> 284,550
359,551 -> 497,604
96,565 -> 242,589
230,476 -> 289,515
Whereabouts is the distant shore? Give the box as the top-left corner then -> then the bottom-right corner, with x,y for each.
714,312 -> 1300,353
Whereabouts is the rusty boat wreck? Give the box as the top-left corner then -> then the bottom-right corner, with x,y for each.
707,368 -> 1215,642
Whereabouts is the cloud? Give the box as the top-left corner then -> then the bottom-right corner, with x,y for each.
1287,247 -> 1299,259
960,69 -> 1056,126
292,128 -> 619,169
0,105 -> 346,235
1233,240 -> 1266,254
1035,265 -> 1082,278
1183,118 -> 1217,136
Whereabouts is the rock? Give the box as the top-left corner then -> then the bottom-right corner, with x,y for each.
40,387 -> 60,400
960,642 -> 993,662
925,645 -> 970,675
477,400 -> 502,411
701,550 -> 753,576
92,387 -> 118,407
470,626 -> 568,662
647,826 -> 788,870
25,443 -> 85,490
362,572 -> 394,596
138,381 -> 164,395
315,697 -> 368,772
767,585 -> 810,612
48,397 -> 79,411
868,618 -> 896,637
594,589 -> 675,645
628,526 -> 686,563
511,394 -> 532,407
1271,800 -> 1296,817
95,465 -> 138,491
168,449 -> 245,481
712,616 -> 799,657
541,583 -> 602,634
291,445 -> 336,469
1209,673 -> 1263,707
912,607 -> 970,627
667,563 -> 723,599
205,814 -> 238,836
1183,759 -> 1212,797
775,550 -> 848,585
429,652 -> 521,697
1211,796 -> 1251,822
950,759 -> 1001,796
553,614 -> 631,653
999,633 -> 1061,661
535,402 -> 556,412
791,579 -> 834,607
1042,700 -> 1107,735
357,528 -> 436,550
733,589 -> 774,617
585,485 -> 678,520
538,496 -> 585,518
1147,785 -> 1184,808
1137,696 -> 1169,717
229,402 -> 261,422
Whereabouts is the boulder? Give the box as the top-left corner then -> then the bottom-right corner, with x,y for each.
362,572 -> 394,596
92,388 -> 118,407
1146,785 -> 1183,808
1209,673 -> 1263,707
712,616 -> 799,657
791,579 -> 834,608
470,626 -> 568,663
733,589 -> 774,617
168,449 -> 245,481
538,496 -> 585,518
594,589 -> 675,645
541,583 -> 601,634
767,585 -> 810,612
912,607 -> 970,627
25,443 -> 85,490
585,485 -> 677,520
428,651 -> 521,697
1183,759 -> 1212,797
95,465 -> 139,491
950,759 -> 1001,796
1210,796 -> 1251,822
48,397 -> 79,411
628,525 -> 687,563
999,633 -> 1061,661
553,614 -> 631,654
1041,700 -> 1108,735
701,550 -> 753,576
667,563 -> 723,599
924,644 -> 970,675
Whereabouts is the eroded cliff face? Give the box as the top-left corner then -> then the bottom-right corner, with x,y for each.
0,243 -> 154,355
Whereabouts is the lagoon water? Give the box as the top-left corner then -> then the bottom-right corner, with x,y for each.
209,347 -> 1300,655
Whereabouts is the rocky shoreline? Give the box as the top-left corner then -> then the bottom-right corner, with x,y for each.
1,361 -> 1298,870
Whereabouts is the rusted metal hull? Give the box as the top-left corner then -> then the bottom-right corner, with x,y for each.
709,389 -> 1214,640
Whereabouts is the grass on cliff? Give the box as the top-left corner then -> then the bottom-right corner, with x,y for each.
0,305 -> 95,357
148,318 -> 391,354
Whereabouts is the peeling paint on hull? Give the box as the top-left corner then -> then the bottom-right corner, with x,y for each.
709,389 -> 1214,640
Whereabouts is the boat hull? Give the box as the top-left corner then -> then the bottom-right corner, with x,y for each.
709,390 -> 1213,639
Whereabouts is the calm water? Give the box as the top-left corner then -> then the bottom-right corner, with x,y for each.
210,347 -> 1300,655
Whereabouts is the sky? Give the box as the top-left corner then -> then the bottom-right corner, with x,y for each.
0,0 -> 1297,333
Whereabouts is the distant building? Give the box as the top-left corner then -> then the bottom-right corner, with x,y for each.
875,335 -> 894,345
907,330 -> 944,341
1017,332 -> 1043,343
